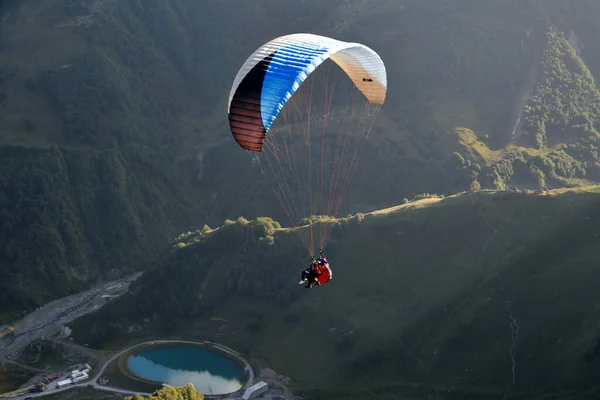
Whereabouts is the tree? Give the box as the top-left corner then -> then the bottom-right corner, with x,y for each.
493,175 -> 506,190
124,383 -> 205,400
470,179 -> 481,192
530,166 -> 546,190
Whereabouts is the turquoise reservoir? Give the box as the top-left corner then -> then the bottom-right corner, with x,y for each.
126,346 -> 244,395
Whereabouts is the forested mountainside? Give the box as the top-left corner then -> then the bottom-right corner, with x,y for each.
2,0 -> 600,320
70,187 -> 600,400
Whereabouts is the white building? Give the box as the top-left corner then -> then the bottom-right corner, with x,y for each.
57,379 -> 72,388
73,373 -> 89,383
242,381 -> 268,400
72,369 -> 90,378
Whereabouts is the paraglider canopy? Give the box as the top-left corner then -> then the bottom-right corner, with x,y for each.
228,33 -> 387,152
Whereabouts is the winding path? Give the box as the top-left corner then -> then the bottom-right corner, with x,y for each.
1,359 -> 46,373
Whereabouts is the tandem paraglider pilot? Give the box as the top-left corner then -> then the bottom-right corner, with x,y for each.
299,248 -> 332,289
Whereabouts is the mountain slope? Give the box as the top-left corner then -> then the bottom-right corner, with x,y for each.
69,187 -> 600,399
3,0 -> 600,322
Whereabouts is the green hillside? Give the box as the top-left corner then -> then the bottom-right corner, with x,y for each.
3,0 -> 600,322
69,187 -> 600,399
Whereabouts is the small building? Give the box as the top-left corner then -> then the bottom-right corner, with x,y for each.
73,373 -> 89,383
57,379 -> 72,388
242,381 -> 268,400
72,369 -> 90,378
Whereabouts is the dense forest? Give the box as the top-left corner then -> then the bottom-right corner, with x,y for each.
2,0 -> 600,321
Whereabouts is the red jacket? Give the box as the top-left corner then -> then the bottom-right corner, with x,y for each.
315,262 -> 332,285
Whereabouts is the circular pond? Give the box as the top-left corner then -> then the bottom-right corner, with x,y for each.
126,345 -> 245,395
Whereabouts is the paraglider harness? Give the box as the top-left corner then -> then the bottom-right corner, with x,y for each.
300,249 -> 332,288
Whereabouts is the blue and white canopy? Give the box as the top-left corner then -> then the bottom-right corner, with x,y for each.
228,33 -> 387,152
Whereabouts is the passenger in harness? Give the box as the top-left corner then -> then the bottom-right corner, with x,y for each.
299,249 -> 332,289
